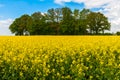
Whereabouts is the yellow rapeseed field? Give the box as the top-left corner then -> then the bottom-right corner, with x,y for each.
0,36 -> 120,80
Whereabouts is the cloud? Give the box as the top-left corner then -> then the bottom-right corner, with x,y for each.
54,0 -> 112,8
0,19 -> 13,27
101,0 -> 120,32
54,0 -> 120,32
0,19 -> 14,35
54,0 -> 71,5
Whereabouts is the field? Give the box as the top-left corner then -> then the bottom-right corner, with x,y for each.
0,36 -> 120,80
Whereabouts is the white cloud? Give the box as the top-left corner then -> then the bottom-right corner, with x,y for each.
0,19 -> 14,35
54,0 -> 120,32
54,0 -> 112,8
54,0 -> 71,5
102,0 -> 120,32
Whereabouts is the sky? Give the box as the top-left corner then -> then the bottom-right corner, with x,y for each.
0,0 -> 120,35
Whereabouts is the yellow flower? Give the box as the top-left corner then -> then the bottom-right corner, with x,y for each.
33,77 -> 37,80
61,66 -> 65,71
100,61 -> 104,65
66,75 -> 71,79
86,58 -> 90,61
90,76 -> 93,79
1,36 -> 120,79
57,72 -> 60,76
13,57 -> 16,61
72,60 -> 76,64
19,72 -> 23,77
23,65 -> 28,71
52,69 -> 55,72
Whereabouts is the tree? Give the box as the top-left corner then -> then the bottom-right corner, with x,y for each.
28,12 -> 46,35
73,9 -> 79,20
55,8 -> 62,22
61,7 -> 73,22
54,8 -> 62,34
87,12 -> 110,34
76,9 -> 90,35
80,8 -> 90,20
47,8 -> 56,22
9,14 -> 31,35
116,31 -> 120,35
9,7 -> 111,35
60,7 -> 74,34
45,8 -> 61,35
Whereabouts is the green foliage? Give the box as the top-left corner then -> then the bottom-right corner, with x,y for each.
28,12 -> 46,35
9,14 -> 32,35
87,12 -> 111,34
116,32 -> 120,35
9,7 -> 111,35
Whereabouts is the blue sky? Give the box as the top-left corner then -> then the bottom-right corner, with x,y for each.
0,0 -> 120,35
0,0 -> 58,19
0,0 -> 84,20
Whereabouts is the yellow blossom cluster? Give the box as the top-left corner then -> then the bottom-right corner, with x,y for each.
0,36 -> 120,79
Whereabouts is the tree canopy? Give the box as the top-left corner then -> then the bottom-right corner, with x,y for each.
9,7 -> 111,35
87,12 -> 110,34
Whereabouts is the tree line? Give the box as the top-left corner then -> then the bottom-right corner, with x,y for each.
9,7 -> 111,35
